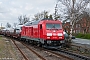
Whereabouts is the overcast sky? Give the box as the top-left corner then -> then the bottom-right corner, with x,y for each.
0,0 -> 56,27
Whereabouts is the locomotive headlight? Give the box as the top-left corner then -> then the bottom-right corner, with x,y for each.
47,33 -> 52,36
58,33 -> 63,36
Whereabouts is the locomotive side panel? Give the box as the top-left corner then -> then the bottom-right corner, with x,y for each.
28,27 -> 32,38
32,25 -> 38,39
26,27 -> 29,36
21,26 -> 25,37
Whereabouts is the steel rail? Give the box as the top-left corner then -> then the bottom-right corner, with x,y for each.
57,48 -> 90,60
44,49 -> 74,60
29,45 -> 74,60
71,44 -> 90,50
11,39 -> 29,60
21,42 -> 46,60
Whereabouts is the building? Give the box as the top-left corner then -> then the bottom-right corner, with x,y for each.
62,22 -> 70,34
63,13 -> 90,34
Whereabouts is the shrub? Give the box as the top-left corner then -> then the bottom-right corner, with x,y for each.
76,33 -> 90,39
82,34 -> 90,39
76,33 -> 84,38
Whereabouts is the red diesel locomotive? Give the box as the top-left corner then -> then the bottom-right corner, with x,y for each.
21,19 -> 65,47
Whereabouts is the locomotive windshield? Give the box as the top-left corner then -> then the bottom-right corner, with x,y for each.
46,23 -> 61,29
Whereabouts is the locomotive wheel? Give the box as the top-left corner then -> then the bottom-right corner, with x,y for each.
37,42 -> 42,47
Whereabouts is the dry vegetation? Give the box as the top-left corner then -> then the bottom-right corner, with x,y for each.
0,36 -> 22,60
0,36 -> 5,56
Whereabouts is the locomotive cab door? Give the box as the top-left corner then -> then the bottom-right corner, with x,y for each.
38,24 -> 43,39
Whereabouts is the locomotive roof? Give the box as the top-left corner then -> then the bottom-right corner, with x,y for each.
24,21 -> 32,26
31,18 -> 54,25
16,24 -> 23,29
41,18 -> 53,20
31,20 -> 40,25
24,19 -> 61,26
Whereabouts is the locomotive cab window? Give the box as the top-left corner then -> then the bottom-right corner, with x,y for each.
46,23 -> 61,29
40,24 -> 42,29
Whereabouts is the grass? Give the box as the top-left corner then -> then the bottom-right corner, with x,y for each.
0,36 -> 2,40
0,36 -> 6,58
0,37 -> 4,50
0,36 -> 5,52
0,36 -> 18,60
76,33 -> 90,40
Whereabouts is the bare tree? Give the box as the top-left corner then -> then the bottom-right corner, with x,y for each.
57,0 -> 90,39
18,15 -> 22,24
32,10 -> 49,20
54,4 -> 60,20
23,15 -> 30,24
86,8 -> 90,16
43,10 -> 48,19
6,22 -> 11,28
18,15 -> 30,24
49,15 -> 53,19
13,23 -> 17,28
81,11 -> 90,33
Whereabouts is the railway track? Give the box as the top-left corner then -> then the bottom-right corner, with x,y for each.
12,39 -> 29,60
11,38 -> 72,60
55,43 -> 90,60
21,42 -> 73,60
11,39 -> 46,60
5,36 -> 90,60
16,39 -> 90,60
20,41 -> 46,60
57,48 -> 90,60
71,44 -> 90,54
41,48 -> 74,60
29,43 -> 90,60
33,45 -> 90,60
